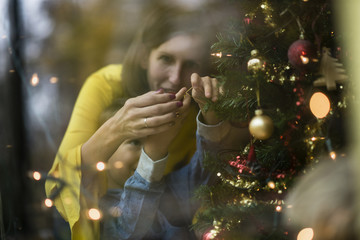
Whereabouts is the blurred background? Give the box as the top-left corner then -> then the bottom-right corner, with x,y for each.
2,0 -> 222,239
1,0 -> 360,239
0,0 -> 159,239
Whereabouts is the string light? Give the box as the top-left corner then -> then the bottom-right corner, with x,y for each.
309,92 -> 331,118
87,208 -> 102,220
329,151 -> 336,160
297,228 -> 314,240
275,205 -> 282,212
267,181 -> 275,189
49,77 -> 58,84
300,55 -> 309,64
96,161 -> 105,171
211,52 -> 223,58
30,73 -> 40,86
211,52 -> 236,58
113,161 -> 124,169
310,136 -> 325,141
44,198 -> 53,208
32,171 -> 41,181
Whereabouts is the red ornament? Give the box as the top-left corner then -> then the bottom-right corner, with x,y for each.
287,39 -> 319,73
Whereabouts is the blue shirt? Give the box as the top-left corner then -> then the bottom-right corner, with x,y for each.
100,113 -> 248,239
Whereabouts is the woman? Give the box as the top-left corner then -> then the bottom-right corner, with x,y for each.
45,2 -> 247,239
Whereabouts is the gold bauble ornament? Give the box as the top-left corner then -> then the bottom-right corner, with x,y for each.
247,49 -> 265,73
249,109 -> 274,140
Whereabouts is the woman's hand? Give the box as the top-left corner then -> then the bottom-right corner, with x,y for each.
191,73 -> 222,125
143,87 -> 191,160
81,88 -> 184,180
109,89 -> 185,141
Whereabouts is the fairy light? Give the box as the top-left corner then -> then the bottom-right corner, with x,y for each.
113,161 -> 124,169
309,92 -> 331,118
44,198 -> 53,208
297,228 -> 314,240
300,55 -> 309,64
211,52 -> 222,58
330,151 -> 336,160
211,52 -> 234,58
33,171 -> 41,181
30,73 -> 40,86
267,181 -> 275,189
87,208 -> 102,220
96,161 -> 105,171
49,77 -> 58,84
275,205 -> 282,212
310,136 -> 325,142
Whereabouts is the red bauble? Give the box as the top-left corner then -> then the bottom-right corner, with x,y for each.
287,39 -> 319,73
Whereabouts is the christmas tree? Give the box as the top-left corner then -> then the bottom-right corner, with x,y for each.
193,0 -> 349,239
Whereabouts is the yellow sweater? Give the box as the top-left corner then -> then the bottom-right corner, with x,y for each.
45,65 -> 197,240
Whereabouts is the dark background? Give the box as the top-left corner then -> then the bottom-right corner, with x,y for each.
0,0 -> 153,239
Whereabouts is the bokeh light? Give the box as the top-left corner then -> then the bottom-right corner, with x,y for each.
30,73 -> 40,86
309,92 -> 331,118
88,208 -> 102,220
33,171 -> 41,181
267,181 -> 275,189
44,198 -> 53,208
49,76 -> 58,84
96,161 -> 105,171
300,55 -> 309,64
113,161 -> 124,169
330,151 -> 336,160
297,228 -> 314,240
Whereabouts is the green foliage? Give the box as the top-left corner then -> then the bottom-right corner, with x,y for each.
194,0 -> 347,238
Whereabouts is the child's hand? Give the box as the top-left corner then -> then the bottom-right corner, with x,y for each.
191,73 -> 222,125
143,87 -> 191,160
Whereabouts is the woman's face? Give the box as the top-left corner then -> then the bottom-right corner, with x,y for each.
145,34 -> 208,92
107,139 -> 142,188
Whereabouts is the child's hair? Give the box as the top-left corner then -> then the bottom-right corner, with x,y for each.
284,159 -> 357,240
